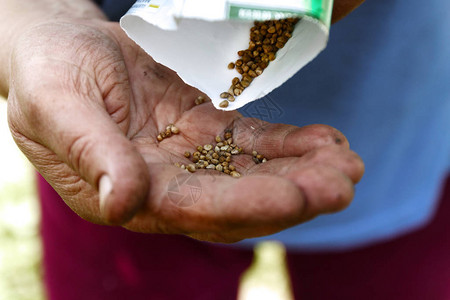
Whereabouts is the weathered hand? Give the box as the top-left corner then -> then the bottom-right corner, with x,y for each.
7,20 -> 364,242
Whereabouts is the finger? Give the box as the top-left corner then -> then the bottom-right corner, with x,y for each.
283,164 -> 355,218
249,144 -> 365,184
232,118 -> 349,158
125,166 -> 305,240
12,64 -> 149,225
124,159 -> 355,242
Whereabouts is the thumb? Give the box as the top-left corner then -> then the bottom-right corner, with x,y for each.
13,85 -> 149,225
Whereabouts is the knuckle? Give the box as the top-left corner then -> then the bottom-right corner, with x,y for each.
67,134 -> 95,178
301,124 -> 350,149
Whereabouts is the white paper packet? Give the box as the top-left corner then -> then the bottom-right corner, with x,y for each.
120,0 -> 333,110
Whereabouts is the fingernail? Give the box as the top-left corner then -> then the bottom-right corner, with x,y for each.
99,174 -> 113,216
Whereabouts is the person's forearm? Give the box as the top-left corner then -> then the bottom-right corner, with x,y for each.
0,0 -> 107,97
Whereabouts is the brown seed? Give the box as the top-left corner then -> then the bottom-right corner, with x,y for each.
157,134 -> 163,142
215,164 -> 223,172
195,95 -> 205,105
204,144 -> 213,151
276,42 -> 285,49
229,165 -> 236,171
215,136 -> 222,143
252,150 -> 258,157
228,62 -> 235,69
232,77 -> 240,85
230,171 -> 241,178
231,149 -> 239,155
170,125 -> 180,134
224,130 -> 232,139
219,100 -> 229,108
227,95 -> 235,102
234,88 -> 243,96
187,164 -> 196,173
220,92 -> 230,99
184,151 -> 191,158
241,80 -> 250,88
247,70 -> 256,78
267,26 -> 276,33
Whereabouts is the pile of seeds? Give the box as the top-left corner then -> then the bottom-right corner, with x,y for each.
175,129 -> 243,178
171,128 -> 269,178
219,17 -> 300,108
157,124 -> 180,142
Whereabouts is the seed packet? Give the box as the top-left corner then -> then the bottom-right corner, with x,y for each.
120,0 -> 333,111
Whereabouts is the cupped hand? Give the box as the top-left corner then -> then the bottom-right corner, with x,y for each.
7,20 -> 364,243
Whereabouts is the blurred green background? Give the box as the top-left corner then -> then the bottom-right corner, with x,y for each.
0,100 -> 45,300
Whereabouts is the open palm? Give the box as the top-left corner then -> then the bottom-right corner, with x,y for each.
7,20 -> 364,242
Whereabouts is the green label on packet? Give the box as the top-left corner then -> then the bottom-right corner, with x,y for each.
227,0 -> 333,28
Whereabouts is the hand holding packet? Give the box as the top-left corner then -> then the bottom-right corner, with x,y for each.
120,0 -> 333,110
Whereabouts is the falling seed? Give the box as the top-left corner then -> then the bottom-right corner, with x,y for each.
219,100 -> 229,108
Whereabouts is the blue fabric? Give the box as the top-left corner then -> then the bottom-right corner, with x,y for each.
102,1 -> 450,250
239,0 -> 450,250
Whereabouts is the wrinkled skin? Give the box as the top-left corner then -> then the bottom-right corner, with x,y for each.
7,20 -> 364,243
